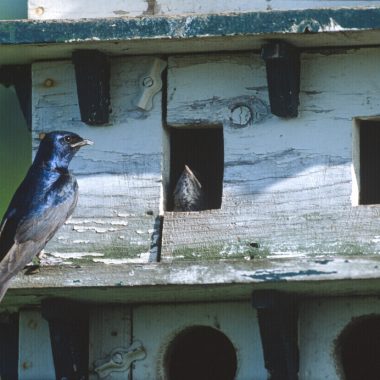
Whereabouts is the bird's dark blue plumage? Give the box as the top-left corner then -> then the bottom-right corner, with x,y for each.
0,131 -> 92,301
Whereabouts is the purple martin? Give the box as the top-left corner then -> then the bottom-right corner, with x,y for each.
173,165 -> 205,212
0,131 -> 93,301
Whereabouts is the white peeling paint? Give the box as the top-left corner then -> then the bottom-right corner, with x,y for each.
48,252 -> 105,258
93,251 -> 150,264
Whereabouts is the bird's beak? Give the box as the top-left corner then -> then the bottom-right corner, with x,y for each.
184,165 -> 202,188
70,139 -> 94,148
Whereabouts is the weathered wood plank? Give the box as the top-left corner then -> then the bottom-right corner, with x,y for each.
28,0 -> 380,19
3,257 -> 380,311
164,49 -> 380,259
18,310 -> 55,380
89,306 -> 132,380
133,302 -> 266,379
32,57 -> 162,264
28,0 -> 149,19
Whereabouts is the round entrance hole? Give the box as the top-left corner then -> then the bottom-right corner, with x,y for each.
165,326 -> 237,380
336,314 -> 380,380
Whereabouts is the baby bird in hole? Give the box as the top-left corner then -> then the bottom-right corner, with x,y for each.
173,165 -> 205,212
0,131 -> 93,301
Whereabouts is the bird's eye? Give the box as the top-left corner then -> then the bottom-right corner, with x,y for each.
64,136 -> 72,143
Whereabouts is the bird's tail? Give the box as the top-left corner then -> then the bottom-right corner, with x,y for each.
0,279 -> 11,302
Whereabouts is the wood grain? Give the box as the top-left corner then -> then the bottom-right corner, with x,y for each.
32,57 -> 163,264
164,49 -> 380,259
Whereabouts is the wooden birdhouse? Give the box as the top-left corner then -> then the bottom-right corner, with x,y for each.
2,1 -> 380,379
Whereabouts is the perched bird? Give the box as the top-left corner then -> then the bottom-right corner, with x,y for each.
173,165 -> 205,211
0,131 -> 93,301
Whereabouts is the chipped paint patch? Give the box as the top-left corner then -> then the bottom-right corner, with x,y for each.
66,218 -> 128,226
93,251 -> 150,264
48,251 -> 104,258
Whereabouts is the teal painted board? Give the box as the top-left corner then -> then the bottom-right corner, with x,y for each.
3,9 -> 380,64
1,8 -> 380,45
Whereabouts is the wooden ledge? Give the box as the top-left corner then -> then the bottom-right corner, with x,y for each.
2,256 -> 380,311
1,7 -> 380,64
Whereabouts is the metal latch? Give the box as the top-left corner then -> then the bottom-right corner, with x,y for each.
135,58 -> 167,111
93,341 -> 146,379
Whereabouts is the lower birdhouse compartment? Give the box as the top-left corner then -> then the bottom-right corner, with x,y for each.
299,296 -> 380,380
3,295 -> 380,379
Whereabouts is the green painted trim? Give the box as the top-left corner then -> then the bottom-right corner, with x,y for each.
0,7 -> 380,46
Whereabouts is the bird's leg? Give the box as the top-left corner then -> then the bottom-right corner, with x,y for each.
24,251 -> 44,275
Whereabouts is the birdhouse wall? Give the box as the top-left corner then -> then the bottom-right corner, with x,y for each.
298,296 -> 380,378
27,0 -> 380,19
31,47 -> 380,265
162,48 -> 380,260
31,57 -> 162,264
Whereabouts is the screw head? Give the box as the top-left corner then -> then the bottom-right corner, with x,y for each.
112,352 -> 123,365
142,76 -> 154,88
230,105 -> 252,127
35,7 -> 45,16
43,78 -> 55,88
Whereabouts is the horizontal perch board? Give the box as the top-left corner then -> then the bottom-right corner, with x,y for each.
3,256 -> 380,311
3,8 -> 380,63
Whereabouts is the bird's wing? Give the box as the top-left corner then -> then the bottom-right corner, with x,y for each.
15,189 -> 78,244
0,239 -> 45,288
0,188 -> 78,286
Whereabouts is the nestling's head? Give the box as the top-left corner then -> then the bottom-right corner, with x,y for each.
35,130 -> 93,169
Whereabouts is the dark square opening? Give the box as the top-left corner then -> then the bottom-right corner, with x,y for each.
167,126 -> 224,211
359,120 -> 380,204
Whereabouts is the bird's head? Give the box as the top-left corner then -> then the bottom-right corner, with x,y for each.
35,131 -> 93,170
